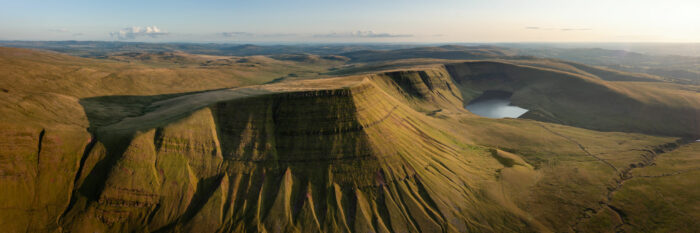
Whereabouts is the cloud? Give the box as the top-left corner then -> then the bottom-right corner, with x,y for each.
110,26 -> 168,40
314,30 -> 412,38
525,26 -> 591,31
48,28 -> 83,37
264,33 -> 298,37
221,32 -> 254,37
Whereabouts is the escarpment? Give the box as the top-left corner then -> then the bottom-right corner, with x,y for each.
445,61 -> 700,137
57,78 -> 529,232
368,69 -> 464,112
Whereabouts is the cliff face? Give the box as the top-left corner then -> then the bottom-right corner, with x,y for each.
0,125 -> 90,232
56,78 -> 527,232
367,69 -> 464,112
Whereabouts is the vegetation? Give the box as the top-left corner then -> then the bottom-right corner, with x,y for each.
0,46 -> 698,232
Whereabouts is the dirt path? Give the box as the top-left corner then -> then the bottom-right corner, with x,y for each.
538,124 -> 619,172
536,123 -> 695,232
563,137 -> 688,233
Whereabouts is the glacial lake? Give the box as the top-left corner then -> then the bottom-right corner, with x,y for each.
465,91 -> 529,119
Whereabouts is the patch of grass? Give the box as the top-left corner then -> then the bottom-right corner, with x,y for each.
489,149 -> 517,167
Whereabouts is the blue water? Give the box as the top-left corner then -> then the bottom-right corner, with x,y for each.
466,98 -> 529,119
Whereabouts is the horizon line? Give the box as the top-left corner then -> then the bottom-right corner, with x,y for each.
1,40 -> 699,45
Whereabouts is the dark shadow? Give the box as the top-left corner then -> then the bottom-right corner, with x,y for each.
78,88 -> 235,132
70,87 -> 240,211
466,90 -> 513,105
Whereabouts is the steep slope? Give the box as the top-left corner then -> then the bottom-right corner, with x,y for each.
60,77 -> 534,232
558,61 -> 666,82
446,61 -> 700,137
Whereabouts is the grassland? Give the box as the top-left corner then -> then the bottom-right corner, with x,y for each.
0,47 -> 698,232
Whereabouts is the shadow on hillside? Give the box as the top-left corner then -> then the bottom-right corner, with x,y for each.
78,89 -> 229,132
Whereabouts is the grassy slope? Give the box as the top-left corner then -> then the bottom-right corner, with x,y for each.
65,68 -> 687,232
1,48 -> 698,232
446,61 -> 700,138
604,142 -> 700,232
59,73 -> 680,232
0,47 -> 342,127
61,78 -> 531,232
0,47 -> 341,232
3,47 -> 342,95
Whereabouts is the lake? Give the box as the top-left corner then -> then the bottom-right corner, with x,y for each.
465,91 -> 529,118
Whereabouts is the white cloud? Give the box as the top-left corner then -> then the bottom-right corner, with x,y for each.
314,30 -> 412,38
110,26 -> 168,40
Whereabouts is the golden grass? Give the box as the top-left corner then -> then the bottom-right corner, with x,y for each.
0,47 -> 697,232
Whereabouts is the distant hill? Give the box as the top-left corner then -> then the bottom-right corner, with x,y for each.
0,41 -> 420,57
3,41 -> 695,84
514,47 -> 700,84
339,45 -> 519,62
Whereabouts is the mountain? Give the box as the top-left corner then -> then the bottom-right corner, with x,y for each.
339,45 -> 519,63
0,47 -> 699,232
512,46 -> 700,84
0,41 -> 421,57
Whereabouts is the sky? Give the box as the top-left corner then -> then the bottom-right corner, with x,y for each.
0,0 -> 698,43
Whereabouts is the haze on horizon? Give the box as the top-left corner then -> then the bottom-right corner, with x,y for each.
1,0 -> 698,43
